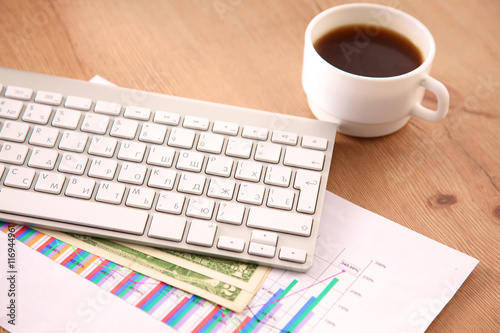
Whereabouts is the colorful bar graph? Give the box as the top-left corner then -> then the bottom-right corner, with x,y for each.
283,277 -> 339,332
233,316 -> 252,333
241,279 -> 298,333
141,285 -> 173,312
168,295 -> 202,327
192,306 -> 221,332
0,222 -> 344,333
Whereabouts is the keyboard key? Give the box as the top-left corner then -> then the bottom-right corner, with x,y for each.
94,101 -> 121,116
118,162 -> 147,184
264,165 -> 291,187
59,131 -> 88,152
110,118 -> 139,139
283,147 -> 325,171
156,191 -> 185,214
0,98 -> 23,120
177,172 -> 205,195
186,220 -> 217,247
183,115 -> 209,130
81,113 -> 110,134
147,167 -> 176,190
126,186 -> 155,209
207,178 -> 235,200
197,132 -> 224,154
235,161 -> 262,182
267,188 -> 294,210
29,126 -> 59,148
52,108 -> 81,129
216,202 -> 245,225
168,128 -> 196,149
0,142 -> 29,165
246,207 -> 313,236
0,188 -> 148,235
124,106 -> 151,120
4,167 -> 35,189
146,145 -> 175,167
95,181 -> 126,204
248,242 -> 275,258
186,197 -> 215,220
34,91 -> 62,106
65,176 -> 95,199
34,171 -> 65,194
205,155 -> 233,177
117,141 -> 146,162
88,158 -> 118,180
217,236 -> 245,253
139,123 -> 167,144
22,103 -> 53,124
242,125 -> 268,140
176,150 -> 204,172
153,111 -> 180,125
148,214 -> 186,242
294,169 -> 321,214
65,95 -> 92,111
272,130 -> 298,145
226,137 -> 252,158
0,121 -> 29,142
212,120 -> 238,136
279,247 -> 307,263
254,142 -> 281,163
237,183 -> 265,205
251,230 -> 278,246
301,135 -> 328,150
58,152 -> 88,175
28,147 -> 58,170
88,136 -> 117,157
5,86 -> 32,101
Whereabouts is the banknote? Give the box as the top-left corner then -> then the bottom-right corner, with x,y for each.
122,242 -> 269,291
38,229 -> 268,312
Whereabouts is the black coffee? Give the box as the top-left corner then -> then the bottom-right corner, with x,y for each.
314,24 -> 423,77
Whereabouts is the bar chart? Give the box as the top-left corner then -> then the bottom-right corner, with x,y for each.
1,221 -> 383,332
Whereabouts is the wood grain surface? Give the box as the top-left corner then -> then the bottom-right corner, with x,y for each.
0,0 -> 498,332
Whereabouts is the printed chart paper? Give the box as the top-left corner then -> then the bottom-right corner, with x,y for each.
242,191 -> 479,332
0,191 -> 478,332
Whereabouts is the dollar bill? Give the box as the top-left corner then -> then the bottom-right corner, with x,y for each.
38,229 -> 268,312
121,242 -> 269,291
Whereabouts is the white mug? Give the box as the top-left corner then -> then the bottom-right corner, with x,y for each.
302,3 -> 450,137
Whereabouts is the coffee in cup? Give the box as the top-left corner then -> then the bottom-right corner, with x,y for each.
302,4 -> 450,137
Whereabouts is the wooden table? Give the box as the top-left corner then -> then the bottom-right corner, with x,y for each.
0,0 -> 498,332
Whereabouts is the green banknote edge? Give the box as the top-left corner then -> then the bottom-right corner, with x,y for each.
164,249 -> 257,282
69,233 -> 242,302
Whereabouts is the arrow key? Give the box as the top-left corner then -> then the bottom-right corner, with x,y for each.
217,236 -> 245,253
279,247 -> 307,263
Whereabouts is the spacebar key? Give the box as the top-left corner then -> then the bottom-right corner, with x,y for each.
0,188 -> 148,235
247,207 -> 313,236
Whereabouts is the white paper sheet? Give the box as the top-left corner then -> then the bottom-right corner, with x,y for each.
0,231 -> 175,333
246,191 -> 479,332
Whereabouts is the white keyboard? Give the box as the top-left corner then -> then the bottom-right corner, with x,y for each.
0,67 -> 337,271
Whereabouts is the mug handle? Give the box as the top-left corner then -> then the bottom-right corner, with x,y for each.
410,75 -> 450,122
